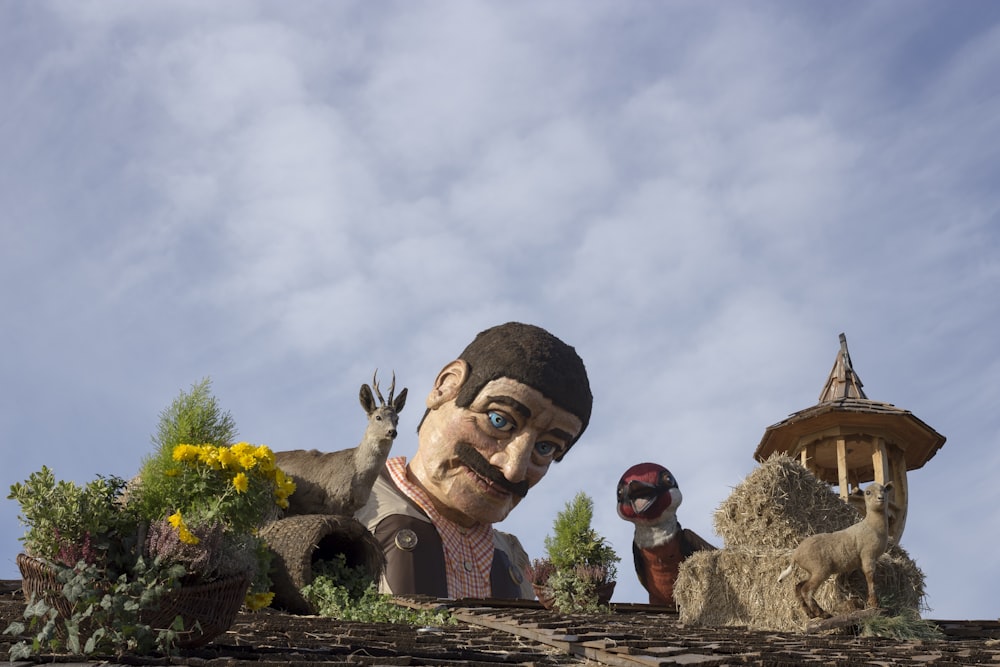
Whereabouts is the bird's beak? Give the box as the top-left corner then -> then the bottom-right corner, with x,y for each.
624,480 -> 658,514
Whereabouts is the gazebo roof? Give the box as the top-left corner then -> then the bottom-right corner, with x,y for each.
754,334 -> 945,470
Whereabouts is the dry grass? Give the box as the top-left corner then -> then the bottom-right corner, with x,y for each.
675,455 -> 926,631
713,454 -> 859,550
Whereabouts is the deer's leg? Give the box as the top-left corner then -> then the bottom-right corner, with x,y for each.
794,580 -> 814,618
863,567 -> 879,609
800,575 -> 830,619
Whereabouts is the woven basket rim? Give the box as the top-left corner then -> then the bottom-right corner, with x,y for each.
16,552 -> 250,649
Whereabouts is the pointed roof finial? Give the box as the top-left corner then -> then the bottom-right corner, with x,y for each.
818,332 -> 867,402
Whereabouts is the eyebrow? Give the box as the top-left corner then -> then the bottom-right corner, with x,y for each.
547,428 -> 575,445
486,395 -> 532,420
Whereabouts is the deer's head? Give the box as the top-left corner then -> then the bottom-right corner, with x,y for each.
359,370 -> 408,439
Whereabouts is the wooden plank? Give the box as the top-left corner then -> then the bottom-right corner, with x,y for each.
836,438 -> 849,500
872,437 -> 888,485
888,445 -> 909,542
799,442 -> 813,469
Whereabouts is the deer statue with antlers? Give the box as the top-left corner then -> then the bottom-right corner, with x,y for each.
275,371 -> 407,517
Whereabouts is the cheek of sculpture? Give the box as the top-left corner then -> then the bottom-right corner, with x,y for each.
413,406 -> 522,525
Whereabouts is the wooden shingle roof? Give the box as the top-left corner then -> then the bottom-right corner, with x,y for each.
3,582 -> 1000,666
754,334 -> 946,470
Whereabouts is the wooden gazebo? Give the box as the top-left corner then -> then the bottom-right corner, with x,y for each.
753,333 -> 945,543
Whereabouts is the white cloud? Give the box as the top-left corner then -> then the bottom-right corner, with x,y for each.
2,0 -> 998,620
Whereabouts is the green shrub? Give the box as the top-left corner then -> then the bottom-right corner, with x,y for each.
544,491 -> 619,580
533,491 -> 620,613
302,554 -> 453,626
8,468 -> 137,568
132,377 -> 239,524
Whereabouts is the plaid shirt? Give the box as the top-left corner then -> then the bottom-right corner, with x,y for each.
386,457 -> 495,598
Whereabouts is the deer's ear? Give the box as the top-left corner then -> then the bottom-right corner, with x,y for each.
360,384 -> 376,414
427,360 -> 468,409
393,387 -> 408,413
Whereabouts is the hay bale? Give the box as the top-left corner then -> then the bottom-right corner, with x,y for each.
714,454 -> 860,550
675,546 -> 925,631
260,514 -> 384,614
675,455 -> 927,631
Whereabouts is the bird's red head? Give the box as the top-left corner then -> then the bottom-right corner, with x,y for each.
616,462 -> 682,524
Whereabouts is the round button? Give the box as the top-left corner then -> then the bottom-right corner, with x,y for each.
394,529 -> 418,551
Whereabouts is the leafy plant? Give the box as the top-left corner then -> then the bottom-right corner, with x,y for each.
4,557 -> 187,659
153,377 -> 238,452
533,491 -> 620,613
135,442 -> 295,535
548,566 -> 610,614
526,558 -> 557,587
544,492 -> 619,579
7,468 -> 138,568
5,377 -> 298,659
131,377 -> 239,524
301,554 -> 454,626
129,380 -> 295,610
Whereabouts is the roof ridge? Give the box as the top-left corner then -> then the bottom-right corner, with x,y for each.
818,332 -> 868,402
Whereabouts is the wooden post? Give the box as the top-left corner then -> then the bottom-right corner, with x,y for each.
889,445 -> 909,542
800,442 -> 816,472
836,438 -> 849,500
872,437 -> 889,486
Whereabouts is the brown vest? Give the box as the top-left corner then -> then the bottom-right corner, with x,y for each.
355,468 -> 532,599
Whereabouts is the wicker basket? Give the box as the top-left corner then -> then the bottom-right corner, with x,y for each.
17,553 -> 250,649
260,514 -> 384,614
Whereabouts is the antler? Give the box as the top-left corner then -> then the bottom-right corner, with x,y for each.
372,370 -> 384,406
371,369 -> 397,406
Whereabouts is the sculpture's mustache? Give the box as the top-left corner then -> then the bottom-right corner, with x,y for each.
456,442 -> 529,499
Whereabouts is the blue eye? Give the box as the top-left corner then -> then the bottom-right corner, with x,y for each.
488,411 -> 513,431
535,441 -> 556,457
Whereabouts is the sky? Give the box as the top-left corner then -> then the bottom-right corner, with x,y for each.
2,1 -> 998,621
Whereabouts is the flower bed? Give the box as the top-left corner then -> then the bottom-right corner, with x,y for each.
5,379 -> 296,657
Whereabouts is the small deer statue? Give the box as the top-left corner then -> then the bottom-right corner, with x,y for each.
275,371 -> 407,517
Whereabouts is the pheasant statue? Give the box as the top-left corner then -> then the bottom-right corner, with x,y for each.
616,462 -> 715,607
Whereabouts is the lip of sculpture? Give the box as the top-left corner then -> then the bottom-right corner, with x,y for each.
455,442 -> 529,499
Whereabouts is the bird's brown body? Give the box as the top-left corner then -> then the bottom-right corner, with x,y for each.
617,463 -> 715,607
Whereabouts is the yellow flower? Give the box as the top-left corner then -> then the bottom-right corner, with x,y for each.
253,445 -> 276,472
178,526 -> 200,545
218,447 -> 240,470
229,442 -> 256,470
167,510 -> 201,545
273,468 -> 296,508
231,441 -> 255,458
197,444 -> 223,469
164,468 -> 180,477
172,444 -> 200,463
232,471 -> 249,493
244,591 -> 274,611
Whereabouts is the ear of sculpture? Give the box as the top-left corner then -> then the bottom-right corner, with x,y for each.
426,360 -> 469,409
392,387 -> 408,414
360,383 -> 377,415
